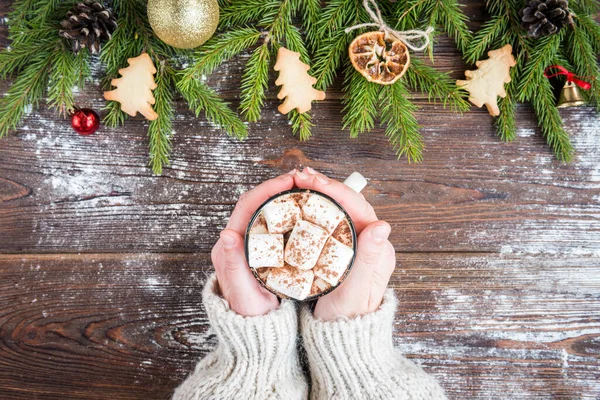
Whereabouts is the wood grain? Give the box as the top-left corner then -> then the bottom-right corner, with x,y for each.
1,1 -> 600,399
0,253 -> 599,399
0,101 -> 598,254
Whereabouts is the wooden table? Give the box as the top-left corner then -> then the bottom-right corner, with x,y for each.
1,2 -> 599,399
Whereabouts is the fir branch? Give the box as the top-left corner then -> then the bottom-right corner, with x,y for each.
464,15 -> 509,64
288,110 -> 314,141
405,58 -> 471,112
494,54 -> 523,142
180,28 -> 262,83
283,23 -> 309,64
572,0 -> 600,14
531,79 -> 574,162
266,0 -> 294,43
177,75 -> 248,140
239,44 -> 271,122
219,0 -> 279,28
393,0 -> 472,53
147,61 -> 174,175
432,0 -> 472,54
0,55 -> 52,137
312,29 -> 352,90
565,15 -> 600,108
295,0 -> 321,49
47,46 -> 79,117
573,13 -> 600,55
0,40 -> 51,79
379,82 -> 423,162
495,95 -> 517,142
342,67 -> 380,138
517,32 -> 564,102
74,49 -> 91,89
316,0 -> 360,41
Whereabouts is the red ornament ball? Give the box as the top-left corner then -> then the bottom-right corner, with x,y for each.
71,108 -> 100,135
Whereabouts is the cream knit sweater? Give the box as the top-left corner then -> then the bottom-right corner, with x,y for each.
173,275 -> 447,400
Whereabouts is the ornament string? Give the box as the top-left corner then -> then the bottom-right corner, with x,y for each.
344,0 -> 434,52
544,65 -> 592,90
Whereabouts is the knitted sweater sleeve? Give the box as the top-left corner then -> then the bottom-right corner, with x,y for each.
300,290 -> 447,400
173,274 -> 308,400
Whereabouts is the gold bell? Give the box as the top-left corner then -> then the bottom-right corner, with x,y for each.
557,81 -> 586,108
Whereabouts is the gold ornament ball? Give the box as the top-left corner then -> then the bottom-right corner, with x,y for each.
147,0 -> 219,49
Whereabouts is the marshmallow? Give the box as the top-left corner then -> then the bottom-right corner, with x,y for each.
262,196 -> 302,234
289,191 -> 311,207
249,213 -> 269,234
285,220 -> 329,270
256,267 -> 271,281
266,266 -> 314,300
309,276 -> 332,297
302,194 -> 345,234
332,219 -> 353,247
247,234 -> 284,268
313,237 -> 354,285
343,172 -> 367,193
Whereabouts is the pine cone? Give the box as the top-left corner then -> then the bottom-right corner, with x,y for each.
59,1 -> 117,54
519,0 -> 573,39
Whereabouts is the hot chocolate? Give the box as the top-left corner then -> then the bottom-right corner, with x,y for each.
246,189 -> 356,300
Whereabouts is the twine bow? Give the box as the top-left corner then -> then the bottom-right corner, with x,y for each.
544,65 -> 592,90
344,0 -> 434,52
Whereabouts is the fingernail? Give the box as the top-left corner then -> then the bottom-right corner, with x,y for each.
316,174 -> 330,184
306,166 -> 318,175
371,223 -> 391,243
220,232 -> 237,249
296,170 -> 309,180
287,169 -> 297,175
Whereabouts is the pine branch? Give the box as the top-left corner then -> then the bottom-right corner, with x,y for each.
0,41 -> 51,79
464,15 -> 509,64
393,0 -> 472,53
379,82 -> 423,162
565,13 -> 600,108
517,32 -> 564,102
434,0 -> 473,54
47,45 -> 80,117
493,53 -> 523,142
405,58 -> 471,112
283,23 -> 309,64
531,79 -> 574,162
295,0 -> 321,49
573,13 -> 600,55
572,0 -> 600,14
177,75 -> 248,140
0,54 -> 52,137
239,43 -> 271,122
342,67 -> 380,138
495,95 -> 517,142
74,48 -> 91,89
312,29 -> 352,90
316,0 -> 358,41
219,0 -> 278,28
288,110 -> 314,141
180,28 -> 262,83
147,61 -> 174,175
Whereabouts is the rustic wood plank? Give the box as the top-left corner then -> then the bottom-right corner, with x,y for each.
0,253 -> 598,399
1,2 -> 599,255
0,101 -> 598,254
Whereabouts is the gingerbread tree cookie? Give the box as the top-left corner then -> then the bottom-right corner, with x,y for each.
104,52 -> 159,120
274,47 -> 326,114
456,44 -> 516,116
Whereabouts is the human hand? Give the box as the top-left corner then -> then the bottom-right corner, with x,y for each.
294,167 -> 396,321
211,170 -> 296,317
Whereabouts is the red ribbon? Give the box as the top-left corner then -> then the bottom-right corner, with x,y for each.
544,65 -> 592,90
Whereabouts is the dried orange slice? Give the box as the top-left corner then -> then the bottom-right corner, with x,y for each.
348,31 -> 410,85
